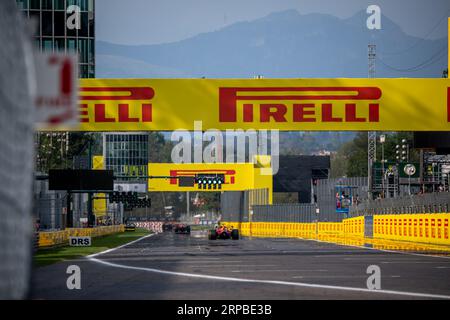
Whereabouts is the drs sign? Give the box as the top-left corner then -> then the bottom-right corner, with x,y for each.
69,236 -> 91,246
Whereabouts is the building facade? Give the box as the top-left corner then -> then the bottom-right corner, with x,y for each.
17,0 -> 99,228
15,1 -> 150,186
16,0 -> 95,78
103,133 -> 149,183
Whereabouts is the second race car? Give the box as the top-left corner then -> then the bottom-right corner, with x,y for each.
174,224 -> 191,234
208,224 -> 239,240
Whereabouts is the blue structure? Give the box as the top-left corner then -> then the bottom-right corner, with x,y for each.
335,185 -> 358,217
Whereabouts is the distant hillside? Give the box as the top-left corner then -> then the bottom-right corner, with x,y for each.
279,131 -> 355,154
96,9 -> 447,154
96,9 -> 447,78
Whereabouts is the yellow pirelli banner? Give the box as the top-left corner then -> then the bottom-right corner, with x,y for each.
149,163 -> 256,191
56,78 -> 450,131
148,161 -> 272,203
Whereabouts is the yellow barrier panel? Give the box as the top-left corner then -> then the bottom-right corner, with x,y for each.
38,225 -> 125,247
222,221 -> 318,239
317,222 -> 343,236
224,214 -> 450,247
373,214 -> 450,245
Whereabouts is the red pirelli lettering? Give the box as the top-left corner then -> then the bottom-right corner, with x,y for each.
219,86 -> 382,123
79,87 -> 154,124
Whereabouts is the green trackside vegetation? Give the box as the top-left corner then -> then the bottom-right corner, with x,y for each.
189,224 -> 213,231
33,228 -> 151,267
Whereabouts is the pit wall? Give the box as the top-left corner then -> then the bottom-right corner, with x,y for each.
222,214 -> 450,246
38,225 -> 125,248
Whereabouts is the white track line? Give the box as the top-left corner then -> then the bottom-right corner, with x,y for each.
86,233 -> 450,300
86,233 -> 156,258
89,257 -> 450,299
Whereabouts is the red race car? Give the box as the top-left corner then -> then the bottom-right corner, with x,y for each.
208,225 -> 239,240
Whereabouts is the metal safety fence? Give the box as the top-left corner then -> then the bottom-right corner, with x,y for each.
251,203 -> 316,223
350,192 -> 450,217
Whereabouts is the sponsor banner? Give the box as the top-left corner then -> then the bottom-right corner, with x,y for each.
40,78 -> 450,131
34,52 -> 78,128
148,163 -> 255,191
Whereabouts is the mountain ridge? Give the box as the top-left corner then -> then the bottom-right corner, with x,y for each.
95,9 -> 447,154
96,9 -> 447,79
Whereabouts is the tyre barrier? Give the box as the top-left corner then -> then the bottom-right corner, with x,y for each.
134,221 -> 163,233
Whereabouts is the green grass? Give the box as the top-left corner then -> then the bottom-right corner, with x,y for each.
34,228 -> 151,267
189,225 -> 213,231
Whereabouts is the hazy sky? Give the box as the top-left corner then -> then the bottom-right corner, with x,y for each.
96,0 -> 450,45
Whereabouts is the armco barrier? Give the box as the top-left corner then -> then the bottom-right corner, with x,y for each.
38,225 -> 125,248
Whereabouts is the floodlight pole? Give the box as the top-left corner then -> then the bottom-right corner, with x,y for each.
87,137 -> 94,227
187,191 -> 190,220
67,191 -> 72,228
381,136 -> 385,198
367,44 -> 377,200
409,174 -> 411,196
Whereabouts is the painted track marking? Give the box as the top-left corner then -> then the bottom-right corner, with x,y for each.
86,233 -> 450,300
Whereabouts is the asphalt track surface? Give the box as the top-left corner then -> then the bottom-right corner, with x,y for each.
31,231 -> 450,299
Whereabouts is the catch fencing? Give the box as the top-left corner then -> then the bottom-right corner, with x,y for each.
350,192 -> 450,216
315,177 -> 368,222
221,191 -> 249,222
251,203 -> 316,223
